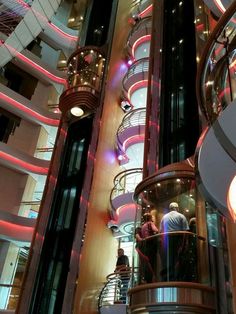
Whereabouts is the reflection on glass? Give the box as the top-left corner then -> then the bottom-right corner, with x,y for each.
133,174 -> 209,285
68,139 -> 85,176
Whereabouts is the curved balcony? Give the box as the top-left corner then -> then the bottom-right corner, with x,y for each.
40,16 -> 78,57
0,84 -> 60,127
59,46 -> 105,118
0,0 -> 62,67
196,2 -> 236,220
117,108 -> 146,164
126,16 -> 152,60
109,168 -> 143,236
0,141 -> 49,175
12,49 -> 67,91
122,58 -> 149,105
131,0 -> 153,19
197,1 -> 236,124
0,210 -> 35,243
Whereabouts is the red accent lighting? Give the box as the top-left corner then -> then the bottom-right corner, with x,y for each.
0,93 -> 59,126
0,151 -> 48,174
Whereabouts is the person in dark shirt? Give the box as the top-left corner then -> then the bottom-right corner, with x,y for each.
115,248 -> 130,271
115,248 -> 130,303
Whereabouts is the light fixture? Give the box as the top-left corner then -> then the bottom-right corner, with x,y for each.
227,175 -> 236,221
70,106 -> 84,117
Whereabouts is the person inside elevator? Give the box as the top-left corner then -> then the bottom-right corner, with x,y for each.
159,202 -> 189,232
115,248 -> 130,303
135,225 -> 156,284
140,213 -> 159,282
159,202 -> 189,281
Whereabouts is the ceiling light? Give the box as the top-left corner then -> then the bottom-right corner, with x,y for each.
70,106 -> 84,117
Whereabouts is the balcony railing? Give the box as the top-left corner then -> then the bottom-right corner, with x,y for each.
126,16 -> 152,59
110,168 -> 143,203
98,270 -> 132,309
117,108 -> 146,151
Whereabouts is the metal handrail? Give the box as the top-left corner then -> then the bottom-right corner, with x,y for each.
131,0 -> 153,17
98,269 -> 136,311
117,108 -> 146,148
123,57 -> 149,81
126,16 -> 152,55
110,168 -> 143,203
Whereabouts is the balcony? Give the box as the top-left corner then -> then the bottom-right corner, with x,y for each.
117,108 -> 146,165
109,169 -> 143,236
126,16 -> 152,60
122,58 -> 149,106
131,0 -> 153,19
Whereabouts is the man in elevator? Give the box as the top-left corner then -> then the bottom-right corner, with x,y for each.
159,202 -> 189,281
160,202 -> 189,232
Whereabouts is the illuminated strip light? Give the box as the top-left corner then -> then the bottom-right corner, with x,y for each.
217,87 -> 230,100
0,93 -> 59,126
0,220 -> 34,239
227,175 -> 236,222
49,22 -> 78,41
0,151 -> 48,174
17,52 -> 67,86
117,203 -> 137,216
213,0 -> 225,13
127,80 -> 148,100
123,134 -> 145,152
132,35 -> 151,60
1,42 -> 67,86
138,4 -> 153,18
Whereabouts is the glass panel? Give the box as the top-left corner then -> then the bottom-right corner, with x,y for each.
134,175 -> 210,285
67,139 -> 85,176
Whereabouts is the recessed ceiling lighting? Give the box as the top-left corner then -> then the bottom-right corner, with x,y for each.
70,106 -> 84,117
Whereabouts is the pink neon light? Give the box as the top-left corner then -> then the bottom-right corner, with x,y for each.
0,151 -> 48,174
139,4 -> 153,18
218,87 -> 230,100
123,134 -> 145,151
49,23 -> 78,41
128,80 -> 148,100
17,52 -> 67,85
0,93 -> 59,126
213,0 -> 225,13
0,220 -> 34,237
227,175 -> 236,222
60,127 -> 67,138
132,35 -> 151,60
16,0 -> 30,8
117,203 -> 137,216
